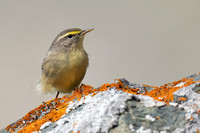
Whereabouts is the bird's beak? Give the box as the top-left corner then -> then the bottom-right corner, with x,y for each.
81,28 -> 94,35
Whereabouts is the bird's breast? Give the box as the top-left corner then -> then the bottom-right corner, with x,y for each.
67,49 -> 88,69
53,49 -> 88,93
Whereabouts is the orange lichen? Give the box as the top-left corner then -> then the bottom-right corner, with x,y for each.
6,85 -> 92,133
197,110 -> 200,114
73,122 -> 77,127
5,76 -> 198,132
177,97 -> 187,101
145,77 -> 196,103
156,116 -> 160,120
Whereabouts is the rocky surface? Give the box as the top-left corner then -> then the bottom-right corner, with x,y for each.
1,73 -> 200,133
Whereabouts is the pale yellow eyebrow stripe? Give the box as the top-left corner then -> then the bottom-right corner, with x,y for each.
57,31 -> 82,41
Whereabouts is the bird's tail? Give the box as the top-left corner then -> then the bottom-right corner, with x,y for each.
36,78 -> 55,94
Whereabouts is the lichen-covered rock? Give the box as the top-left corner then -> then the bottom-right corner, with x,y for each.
1,73 -> 200,133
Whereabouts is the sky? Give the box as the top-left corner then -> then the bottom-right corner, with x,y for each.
0,0 -> 200,129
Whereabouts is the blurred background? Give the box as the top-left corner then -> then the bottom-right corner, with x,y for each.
0,0 -> 200,129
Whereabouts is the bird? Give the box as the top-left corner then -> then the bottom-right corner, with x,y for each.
38,28 -> 94,98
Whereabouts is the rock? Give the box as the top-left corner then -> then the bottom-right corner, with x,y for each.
1,73 -> 200,133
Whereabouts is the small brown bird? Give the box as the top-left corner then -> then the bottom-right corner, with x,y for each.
39,28 -> 94,98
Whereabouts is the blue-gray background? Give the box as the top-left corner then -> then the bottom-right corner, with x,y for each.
0,0 -> 200,129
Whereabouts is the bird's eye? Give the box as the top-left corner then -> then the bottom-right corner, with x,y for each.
67,34 -> 73,39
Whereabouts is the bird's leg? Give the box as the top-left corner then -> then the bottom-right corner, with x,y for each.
78,84 -> 83,93
55,91 -> 60,98
73,84 -> 82,92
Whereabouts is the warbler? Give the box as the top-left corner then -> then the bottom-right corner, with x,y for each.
39,28 -> 94,98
